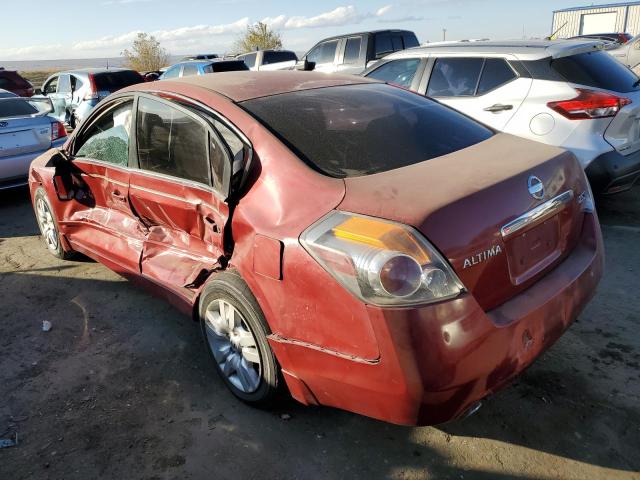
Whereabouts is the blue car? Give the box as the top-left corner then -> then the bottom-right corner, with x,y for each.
160,59 -> 248,80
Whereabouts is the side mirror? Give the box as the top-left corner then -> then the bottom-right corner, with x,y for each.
295,58 -> 316,71
35,88 -> 42,95
51,149 -> 77,201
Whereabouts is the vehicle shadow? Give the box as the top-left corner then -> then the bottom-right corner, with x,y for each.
0,185 -> 39,238
0,187 -> 638,479
596,184 -> 640,226
0,268 -> 637,479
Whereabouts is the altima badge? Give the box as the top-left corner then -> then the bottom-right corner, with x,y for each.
463,245 -> 503,269
528,176 -> 544,200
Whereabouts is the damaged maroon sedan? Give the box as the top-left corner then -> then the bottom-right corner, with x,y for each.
29,72 -> 603,425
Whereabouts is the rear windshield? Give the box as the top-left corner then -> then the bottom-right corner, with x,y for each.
551,51 -> 640,93
0,71 -> 30,89
263,51 -> 298,64
0,98 -> 38,118
241,83 -> 493,178
210,61 -> 249,72
93,70 -> 143,91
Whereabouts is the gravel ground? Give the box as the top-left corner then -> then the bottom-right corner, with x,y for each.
0,185 -> 639,480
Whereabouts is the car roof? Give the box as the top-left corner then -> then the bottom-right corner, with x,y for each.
319,29 -> 415,42
60,67 -> 133,75
238,49 -> 296,54
176,60 -> 215,65
388,39 -> 606,60
0,88 -> 18,97
146,71 -> 378,102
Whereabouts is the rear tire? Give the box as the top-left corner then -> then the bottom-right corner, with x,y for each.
199,271 -> 280,406
33,187 -> 73,260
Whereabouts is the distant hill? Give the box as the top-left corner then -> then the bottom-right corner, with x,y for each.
0,56 -> 186,71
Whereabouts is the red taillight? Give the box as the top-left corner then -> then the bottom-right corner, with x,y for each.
547,89 -> 632,120
51,121 -> 67,142
84,73 -> 99,101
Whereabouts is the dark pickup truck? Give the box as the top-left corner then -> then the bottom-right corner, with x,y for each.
296,29 -> 419,74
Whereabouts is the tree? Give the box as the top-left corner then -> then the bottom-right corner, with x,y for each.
122,33 -> 169,72
233,22 -> 283,54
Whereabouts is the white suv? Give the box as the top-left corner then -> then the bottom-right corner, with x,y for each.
364,40 -> 640,194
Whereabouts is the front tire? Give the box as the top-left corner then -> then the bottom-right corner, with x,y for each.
33,187 -> 73,260
199,271 -> 280,406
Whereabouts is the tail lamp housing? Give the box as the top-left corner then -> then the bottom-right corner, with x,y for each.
300,211 -> 464,307
51,121 -> 67,142
547,89 -> 631,120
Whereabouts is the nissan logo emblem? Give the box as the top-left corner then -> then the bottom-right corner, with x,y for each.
528,176 -> 544,200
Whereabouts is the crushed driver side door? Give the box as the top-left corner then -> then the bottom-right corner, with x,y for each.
53,96 -> 145,275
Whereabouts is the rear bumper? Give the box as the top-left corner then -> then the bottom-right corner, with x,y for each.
271,214 -> 603,425
586,148 -> 640,195
0,141 -> 66,190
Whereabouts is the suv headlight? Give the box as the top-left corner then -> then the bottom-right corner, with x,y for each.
300,211 -> 465,307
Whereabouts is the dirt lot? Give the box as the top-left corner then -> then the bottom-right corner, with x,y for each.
1,185 -> 639,480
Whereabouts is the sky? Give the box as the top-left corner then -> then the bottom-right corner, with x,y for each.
0,0 -> 597,60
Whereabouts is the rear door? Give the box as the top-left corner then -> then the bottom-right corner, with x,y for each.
128,94 -> 247,301
60,97 -> 144,274
423,56 -> 532,130
56,74 -> 73,121
335,35 -> 365,74
43,75 -> 64,122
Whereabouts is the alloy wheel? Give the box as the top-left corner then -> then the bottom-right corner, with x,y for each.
204,299 -> 261,393
36,197 -> 59,252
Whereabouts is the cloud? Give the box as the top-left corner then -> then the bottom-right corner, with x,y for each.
376,5 -> 393,16
102,0 -> 153,4
0,5 -> 394,60
263,6 -> 362,30
71,17 -> 250,52
378,15 -> 425,23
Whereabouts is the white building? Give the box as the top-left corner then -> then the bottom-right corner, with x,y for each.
552,2 -> 640,37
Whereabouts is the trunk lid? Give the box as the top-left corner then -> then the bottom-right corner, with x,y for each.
0,117 -> 51,158
604,89 -> 640,156
338,134 -> 588,311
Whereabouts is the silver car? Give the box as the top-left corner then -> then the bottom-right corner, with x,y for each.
0,96 -> 67,189
41,68 -> 144,128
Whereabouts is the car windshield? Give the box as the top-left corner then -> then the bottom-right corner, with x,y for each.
240,83 -> 493,178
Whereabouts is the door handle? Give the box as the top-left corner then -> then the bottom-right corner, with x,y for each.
111,190 -> 127,203
204,215 -> 219,233
484,104 -> 513,113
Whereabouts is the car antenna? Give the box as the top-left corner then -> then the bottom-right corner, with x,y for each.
548,21 -> 567,40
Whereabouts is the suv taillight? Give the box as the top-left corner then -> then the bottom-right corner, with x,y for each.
51,121 -> 67,142
547,89 -> 632,120
83,73 -> 99,101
